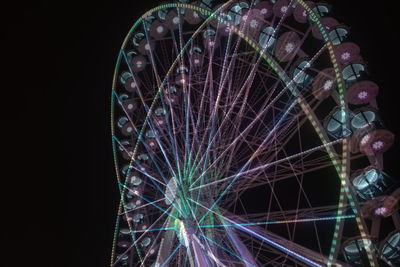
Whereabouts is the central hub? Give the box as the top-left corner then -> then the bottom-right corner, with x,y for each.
176,219 -> 196,247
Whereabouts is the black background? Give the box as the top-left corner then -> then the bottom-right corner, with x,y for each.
4,1 -> 399,266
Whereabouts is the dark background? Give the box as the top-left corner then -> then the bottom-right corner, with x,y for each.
4,1 -> 399,266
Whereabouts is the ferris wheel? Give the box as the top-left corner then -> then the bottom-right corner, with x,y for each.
110,1 -> 397,266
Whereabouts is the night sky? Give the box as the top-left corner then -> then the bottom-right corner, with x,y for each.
4,1 -> 399,266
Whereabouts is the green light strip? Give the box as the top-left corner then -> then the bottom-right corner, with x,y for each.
199,215 -> 356,228
295,1 -> 375,265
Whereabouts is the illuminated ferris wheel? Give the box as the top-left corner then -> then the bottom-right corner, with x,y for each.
110,1 -> 398,266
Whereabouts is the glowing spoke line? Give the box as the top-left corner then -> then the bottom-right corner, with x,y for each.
111,97 -> 187,216
190,43 -> 328,188
176,11 -> 192,178
131,227 -> 177,234
191,138 -> 343,191
161,243 -> 182,267
139,219 -> 175,267
112,89 -> 183,203
110,4 -> 217,263
117,52 -> 184,214
119,183 -> 179,220
198,214 -> 355,228
112,205 -> 172,267
113,136 -> 167,186
199,234 -> 257,267
168,28 -> 200,181
113,135 -> 185,215
119,51 -> 174,165
191,234 -> 228,267
188,38 -> 224,175
232,221 -> 323,267
120,34 -> 183,228
193,26 -> 238,216
188,29 -> 272,179
188,0 -> 308,178
175,185 -> 219,257
162,32 -> 198,215
122,37 -> 182,185
112,4 -> 236,226
118,198 -> 166,216
112,86 -> 175,187
190,198 -> 323,267
198,99 -> 299,224
161,32 -> 185,183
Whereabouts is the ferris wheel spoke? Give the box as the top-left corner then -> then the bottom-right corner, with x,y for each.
199,92 -> 324,199
112,205 -> 173,267
191,138 -> 342,192
160,243 -> 182,267
260,105 -> 318,162
205,54 -> 263,153
118,48 -> 184,185
242,102 -> 300,156
141,23 -> 187,182
189,199 -> 343,266
220,79 -> 292,172
190,98 -> 297,192
113,98 -> 178,183
198,214 -> 355,230
189,72 -> 288,188
190,40 -> 328,189
190,199 -> 260,266
228,204 -> 353,224
120,184 -> 179,220
188,22 -> 269,169
178,37 -> 199,178
193,40 -> 235,192
112,135 -> 168,186
227,218 -> 328,267
171,21 -> 197,150
194,104 -> 293,224
113,122 -> 188,215
192,28 -> 339,250
244,104 -> 331,193
199,233 -> 257,267
225,157 -> 333,196
187,40 -> 217,170
118,198 -> 166,216
232,169 -> 328,253
188,27 -> 245,175
229,128 -> 332,211
139,217 -> 179,266
207,30 -> 245,173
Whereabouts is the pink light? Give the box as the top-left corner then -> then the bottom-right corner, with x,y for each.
374,206 -> 388,216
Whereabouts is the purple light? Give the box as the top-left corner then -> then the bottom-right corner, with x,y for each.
372,140 -> 384,151
374,206 -> 388,216
232,222 -> 323,267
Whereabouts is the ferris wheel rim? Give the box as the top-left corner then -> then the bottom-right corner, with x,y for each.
110,1 -> 346,264
109,1 -> 386,266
